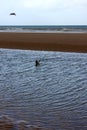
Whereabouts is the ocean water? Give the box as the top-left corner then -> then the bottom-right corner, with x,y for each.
0,49 -> 87,130
0,25 -> 87,33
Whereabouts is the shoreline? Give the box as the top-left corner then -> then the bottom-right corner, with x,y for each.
0,32 -> 87,53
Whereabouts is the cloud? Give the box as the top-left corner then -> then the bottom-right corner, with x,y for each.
23,0 -> 58,11
0,0 -> 87,25
1,0 -> 87,13
22,0 -> 87,12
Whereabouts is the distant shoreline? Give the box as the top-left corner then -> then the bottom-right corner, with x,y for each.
0,31 -> 87,33
0,32 -> 87,53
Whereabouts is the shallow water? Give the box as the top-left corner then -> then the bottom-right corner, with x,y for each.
0,49 -> 87,130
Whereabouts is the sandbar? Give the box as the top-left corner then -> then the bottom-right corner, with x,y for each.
0,32 -> 87,53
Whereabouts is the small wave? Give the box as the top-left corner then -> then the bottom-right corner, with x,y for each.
0,115 -> 49,130
0,25 -> 87,33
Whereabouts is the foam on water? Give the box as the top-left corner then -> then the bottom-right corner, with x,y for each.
0,25 -> 87,33
0,115 -> 47,130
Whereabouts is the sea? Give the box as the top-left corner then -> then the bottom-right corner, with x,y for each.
0,25 -> 87,130
0,25 -> 87,33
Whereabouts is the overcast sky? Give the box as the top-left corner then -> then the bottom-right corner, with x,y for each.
0,0 -> 87,25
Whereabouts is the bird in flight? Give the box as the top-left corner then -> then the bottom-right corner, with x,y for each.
10,13 -> 16,16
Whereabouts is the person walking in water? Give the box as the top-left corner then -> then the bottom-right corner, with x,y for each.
35,60 -> 40,66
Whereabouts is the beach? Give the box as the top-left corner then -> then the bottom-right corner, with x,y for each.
0,32 -> 87,52
0,32 -> 87,130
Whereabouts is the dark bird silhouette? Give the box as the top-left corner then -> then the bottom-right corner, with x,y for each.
35,60 -> 40,66
10,13 -> 16,16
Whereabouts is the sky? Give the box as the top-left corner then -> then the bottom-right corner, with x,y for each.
0,0 -> 87,25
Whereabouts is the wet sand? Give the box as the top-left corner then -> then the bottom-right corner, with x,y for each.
0,32 -> 87,53
0,115 -> 44,130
